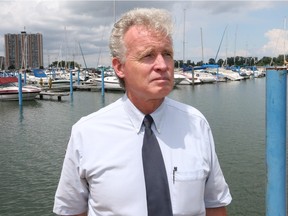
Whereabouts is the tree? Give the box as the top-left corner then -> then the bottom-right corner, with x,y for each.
257,56 -> 272,66
49,60 -> 81,69
8,65 -> 15,70
208,58 -> 215,64
217,58 -> 224,67
196,61 -> 203,66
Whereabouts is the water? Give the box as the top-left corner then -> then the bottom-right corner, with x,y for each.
0,78 -> 285,216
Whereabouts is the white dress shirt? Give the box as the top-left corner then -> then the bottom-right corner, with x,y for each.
53,94 -> 232,216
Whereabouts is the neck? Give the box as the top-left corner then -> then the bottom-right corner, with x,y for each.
127,94 -> 164,114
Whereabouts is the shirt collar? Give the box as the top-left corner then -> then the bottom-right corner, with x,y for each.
122,94 -> 167,134
150,100 -> 165,134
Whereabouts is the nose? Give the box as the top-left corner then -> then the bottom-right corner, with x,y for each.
154,54 -> 168,71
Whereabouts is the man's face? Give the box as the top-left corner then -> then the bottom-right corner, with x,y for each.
115,25 -> 174,104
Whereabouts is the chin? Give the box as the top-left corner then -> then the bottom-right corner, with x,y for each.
155,86 -> 173,97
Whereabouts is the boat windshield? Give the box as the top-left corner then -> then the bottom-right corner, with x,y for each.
0,82 -> 18,88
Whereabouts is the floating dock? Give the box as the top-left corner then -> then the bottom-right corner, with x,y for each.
38,91 -> 70,101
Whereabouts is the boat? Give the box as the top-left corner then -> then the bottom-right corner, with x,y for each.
28,69 -> 73,92
218,69 -> 245,81
194,70 -> 216,83
0,76 -> 41,101
173,73 -> 186,86
178,72 -> 202,85
95,76 -> 124,91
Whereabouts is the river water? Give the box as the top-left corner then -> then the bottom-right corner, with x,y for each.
0,77 -> 286,215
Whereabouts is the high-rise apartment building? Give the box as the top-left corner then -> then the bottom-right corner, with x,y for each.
0,56 -> 4,70
5,31 -> 43,69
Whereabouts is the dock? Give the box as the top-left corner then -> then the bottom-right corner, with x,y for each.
75,84 -> 125,92
75,84 -> 101,92
38,91 -> 70,101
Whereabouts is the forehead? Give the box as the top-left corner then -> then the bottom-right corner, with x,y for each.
124,25 -> 172,49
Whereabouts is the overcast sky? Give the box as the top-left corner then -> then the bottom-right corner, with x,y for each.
1,0 -> 288,68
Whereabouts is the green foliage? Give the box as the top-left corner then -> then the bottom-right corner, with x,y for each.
8,65 -> 15,70
49,60 -> 81,69
175,54 -> 288,67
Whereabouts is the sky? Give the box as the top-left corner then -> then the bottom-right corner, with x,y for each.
0,0 -> 288,68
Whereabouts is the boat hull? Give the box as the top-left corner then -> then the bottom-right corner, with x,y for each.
0,86 -> 41,101
95,76 -> 124,91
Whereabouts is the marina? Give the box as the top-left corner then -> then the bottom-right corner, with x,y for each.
0,1 -> 287,214
0,74 -> 287,215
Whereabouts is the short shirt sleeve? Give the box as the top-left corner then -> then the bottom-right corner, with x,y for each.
53,127 -> 89,215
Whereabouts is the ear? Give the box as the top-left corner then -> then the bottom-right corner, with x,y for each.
112,57 -> 125,78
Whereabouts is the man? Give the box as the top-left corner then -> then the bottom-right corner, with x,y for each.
53,8 -> 232,216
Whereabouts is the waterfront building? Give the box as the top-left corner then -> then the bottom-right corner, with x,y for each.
0,56 -> 4,70
4,31 -> 43,69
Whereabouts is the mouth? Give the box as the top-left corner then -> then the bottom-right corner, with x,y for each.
152,77 -> 170,82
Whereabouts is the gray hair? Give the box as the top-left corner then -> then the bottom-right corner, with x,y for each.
109,8 -> 174,88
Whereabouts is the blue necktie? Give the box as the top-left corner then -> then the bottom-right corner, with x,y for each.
142,115 -> 173,216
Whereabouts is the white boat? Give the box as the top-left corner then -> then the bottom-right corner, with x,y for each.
253,70 -> 265,78
95,76 -> 124,91
0,77 -> 41,101
28,69 -> 73,92
173,73 -> 186,86
195,71 -> 216,83
178,72 -> 202,85
217,69 -> 245,81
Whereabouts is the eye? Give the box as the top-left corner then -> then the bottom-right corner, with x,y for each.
140,52 -> 155,61
144,52 -> 155,58
144,53 -> 153,58
163,51 -> 173,58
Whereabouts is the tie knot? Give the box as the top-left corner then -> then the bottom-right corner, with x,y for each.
143,114 -> 154,129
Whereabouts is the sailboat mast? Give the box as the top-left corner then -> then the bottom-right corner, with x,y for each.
215,25 -> 228,63
234,25 -> 238,66
79,42 -> 88,70
20,28 -> 27,71
113,0 -> 116,23
284,17 -> 286,66
64,26 -> 68,69
183,9 -> 186,64
201,27 -> 204,63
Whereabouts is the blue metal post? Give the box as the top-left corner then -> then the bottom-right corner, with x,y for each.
77,70 -> 80,85
266,67 -> 287,216
18,73 -> 23,106
101,68 -> 105,96
70,70 -> 73,98
191,67 -> 194,86
24,71 -> 27,85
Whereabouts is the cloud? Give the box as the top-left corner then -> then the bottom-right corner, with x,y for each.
187,1 -> 273,15
262,28 -> 288,56
0,1 -> 287,67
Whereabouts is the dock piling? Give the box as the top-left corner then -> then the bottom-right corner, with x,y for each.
18,73 -> 23,106
101,67 -> 105,96
70,70 -> 73,98
266,67 -> 287,216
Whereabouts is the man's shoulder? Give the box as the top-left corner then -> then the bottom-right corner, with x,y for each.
164,97 -> 210,128
164,97 -> 205,118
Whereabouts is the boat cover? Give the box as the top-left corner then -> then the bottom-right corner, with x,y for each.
33,69 -> 47,77
0,77 -> 18,84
